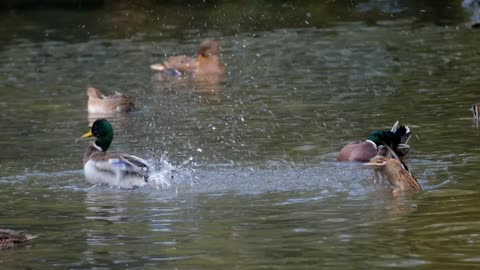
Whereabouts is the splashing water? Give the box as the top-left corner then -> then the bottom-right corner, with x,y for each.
146,154 -> 195,191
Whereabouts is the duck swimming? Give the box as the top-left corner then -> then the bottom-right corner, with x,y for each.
0,229 -> 36,249
365,155 -> 422,192
87,87 -> 135,114
81,119 -> 150,189
150,39 -> 226,78
336,121 -> 411,162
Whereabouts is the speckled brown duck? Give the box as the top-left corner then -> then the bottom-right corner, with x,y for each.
87,87 -> 134,114
0,229 -> 36,249
365,155 -> 422,192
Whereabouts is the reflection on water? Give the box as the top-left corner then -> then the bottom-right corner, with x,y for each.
85,190 -> 130,223
152,73 -> 226,105
1,0 -> 480,269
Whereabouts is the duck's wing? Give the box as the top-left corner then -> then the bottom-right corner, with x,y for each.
395,162 -> 422,191
108,92 -> 135,112
337,140 -> 377,162
118,154 -> 150,178
383,145 -> 419,187
90,153 -> 150,180
167,55 -> 195,71
152,55 -> 195,73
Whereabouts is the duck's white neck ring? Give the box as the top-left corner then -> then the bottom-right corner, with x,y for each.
92,143 -> 103,151
365,140 -> 377,148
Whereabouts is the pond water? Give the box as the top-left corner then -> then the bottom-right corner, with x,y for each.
1,0 -> 480,269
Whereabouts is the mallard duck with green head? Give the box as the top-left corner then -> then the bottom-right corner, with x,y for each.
0,229 -> 36,249
336,121 -> 411,162
81,119 -> 150,189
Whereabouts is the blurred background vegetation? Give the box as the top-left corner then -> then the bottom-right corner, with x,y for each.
0,0 -> 468,44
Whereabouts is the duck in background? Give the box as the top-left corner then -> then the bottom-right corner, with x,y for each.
81,119 -> 150,189
0,229 -> 36,249
463,0 -> 480,28
336,121 -> 411,162
150,39 -> 226,81
87,87 -> 135,114
471,103 -> 479,127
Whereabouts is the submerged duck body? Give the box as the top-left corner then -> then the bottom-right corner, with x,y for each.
81,119 -> 150,189
0,229 -> 36,249
365,156 -> 422,192
87,87 -> 135,114
336,121 -> 411,162
150,39 -> 226,79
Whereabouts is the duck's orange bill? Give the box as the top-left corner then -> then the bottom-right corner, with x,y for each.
81,131 -> 94,138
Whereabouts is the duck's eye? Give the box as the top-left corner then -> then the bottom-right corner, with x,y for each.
92,126 -> 100,135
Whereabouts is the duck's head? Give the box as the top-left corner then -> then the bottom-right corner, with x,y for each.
81,119 -> 113,152
198,39 -> 220,57
368,130 -> 403,148
87,87 -> 103,99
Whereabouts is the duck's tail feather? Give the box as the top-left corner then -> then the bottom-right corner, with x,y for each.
391,121 -> 411,144
150,63 -> 166,71
390,121 -> 400,132
472,104 -> 478,119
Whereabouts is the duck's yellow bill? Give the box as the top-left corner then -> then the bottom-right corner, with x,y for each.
81,131 -> 94,138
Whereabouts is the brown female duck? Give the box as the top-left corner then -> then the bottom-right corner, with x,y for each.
365,156 -> 422,192
0,229 -> 36,249
87,87 -> 135,114
150,39 -> 226,78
